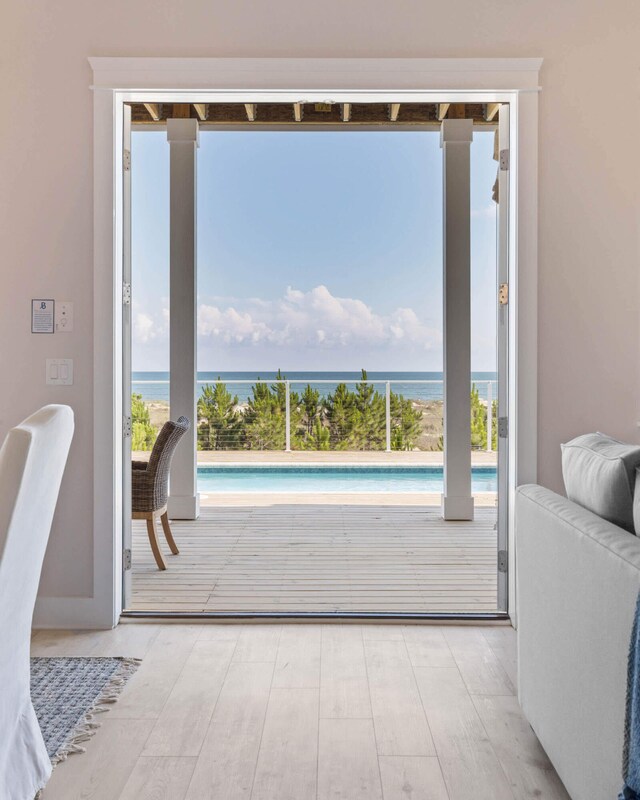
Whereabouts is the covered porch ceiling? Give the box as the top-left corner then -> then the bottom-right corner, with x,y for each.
129,101 -> 501,127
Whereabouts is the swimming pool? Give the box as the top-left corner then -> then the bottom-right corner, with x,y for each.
197,465 -> 497,494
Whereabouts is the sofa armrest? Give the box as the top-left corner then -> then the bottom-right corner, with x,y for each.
518,484 -> 640,570
516,484 -> 640,800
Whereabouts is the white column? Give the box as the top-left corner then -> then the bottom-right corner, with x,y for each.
167,118 -> 200,519
441,119 -> 474,521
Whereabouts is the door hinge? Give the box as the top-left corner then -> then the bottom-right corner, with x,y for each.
123,549 -> 132,571
123,415 -> 132,437
498,416 -> 508,438
498,550 -> 508,573
123,282 -> 131,305
499,148 -> 509,171
498,283 -> 509,306
123,149 -> 131,171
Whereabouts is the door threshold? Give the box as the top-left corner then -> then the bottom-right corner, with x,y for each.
121,610 -> 510,623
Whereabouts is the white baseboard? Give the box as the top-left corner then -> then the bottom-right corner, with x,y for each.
33,595 -> 116,630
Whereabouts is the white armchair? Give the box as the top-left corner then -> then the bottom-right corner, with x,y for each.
0,405 -> 74,800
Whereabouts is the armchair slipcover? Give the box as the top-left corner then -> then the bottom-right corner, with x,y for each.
0,405 -> 74,799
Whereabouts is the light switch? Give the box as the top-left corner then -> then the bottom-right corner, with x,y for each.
46,359 -> 73,386
56,302 -> 73,332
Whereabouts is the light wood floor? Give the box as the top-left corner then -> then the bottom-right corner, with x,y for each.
34,623 -> 569,800
129,505 -> 498,614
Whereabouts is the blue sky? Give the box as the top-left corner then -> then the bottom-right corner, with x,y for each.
131,128 -> 497,371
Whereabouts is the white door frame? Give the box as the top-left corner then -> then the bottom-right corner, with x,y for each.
496,104 -> 511,612
84,57 -> 541,629
121,104 -> 133,607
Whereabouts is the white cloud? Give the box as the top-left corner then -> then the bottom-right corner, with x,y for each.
133,312 -> 158,344
132,286 -> 446,370
192,285 -> 441,353
132,301 -> 169,349
198,305 -> 271,343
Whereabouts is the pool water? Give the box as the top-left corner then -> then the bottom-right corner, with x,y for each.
197,466 -> 497,494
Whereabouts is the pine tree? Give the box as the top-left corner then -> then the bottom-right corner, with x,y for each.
470,383 -> 488,450
390,391 -> 423,451
326,382 -> 355,449
271,368 -> 288,413
244,378 -> 285,450
244,371 -> 303,451
131,393 -> 157,451
301,384 -> 321,435
435,386 -> 493,452
304,419 -> 331,450
352,369 -> 385,450
197,379 -> 243,450
290,383 -> 326,450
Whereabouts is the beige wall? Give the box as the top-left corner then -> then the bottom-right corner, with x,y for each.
1,0 -> 638,604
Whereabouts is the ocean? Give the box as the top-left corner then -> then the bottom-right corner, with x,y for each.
132,371 -> 498,404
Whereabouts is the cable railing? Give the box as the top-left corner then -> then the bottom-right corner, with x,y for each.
132,377 -> 498,453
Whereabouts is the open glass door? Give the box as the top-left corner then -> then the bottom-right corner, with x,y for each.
496,104 -> 510,612
122,103 -> 133,608
120,99 -> 510,617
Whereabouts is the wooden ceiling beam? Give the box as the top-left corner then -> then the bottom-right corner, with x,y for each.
388,103 -> 401,122
193,103 -> 209,121
484,103 -> 500,122
448,104 -> 466,119
244,103 -> 258,122
143,103 -> 162,121
129,101 -> 493,127
171,104 -> 191,118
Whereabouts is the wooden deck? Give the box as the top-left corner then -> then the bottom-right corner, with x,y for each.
129,504 -> 498,614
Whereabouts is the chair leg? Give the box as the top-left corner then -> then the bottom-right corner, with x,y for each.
160,511 -> 180,555
146,515 -> 167,570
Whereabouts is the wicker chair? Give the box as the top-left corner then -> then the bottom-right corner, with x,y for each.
132,415 -> 190,570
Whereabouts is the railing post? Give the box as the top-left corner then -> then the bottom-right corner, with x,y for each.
385,381 -> 391,452
285,380 -> 291,452
486,381 -> 493,452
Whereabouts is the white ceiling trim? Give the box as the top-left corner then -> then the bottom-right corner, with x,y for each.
89,57 -> 543,94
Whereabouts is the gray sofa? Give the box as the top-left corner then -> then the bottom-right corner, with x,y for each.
516,484 -> 640,800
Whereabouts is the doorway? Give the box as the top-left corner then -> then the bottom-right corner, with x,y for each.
120,99 -> 510,617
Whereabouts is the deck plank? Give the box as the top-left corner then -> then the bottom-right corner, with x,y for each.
129,505 -> 497,614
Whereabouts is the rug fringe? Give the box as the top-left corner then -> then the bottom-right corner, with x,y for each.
50,657 -> 141,767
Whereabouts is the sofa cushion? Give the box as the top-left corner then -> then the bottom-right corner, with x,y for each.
561,432 -> 640,533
